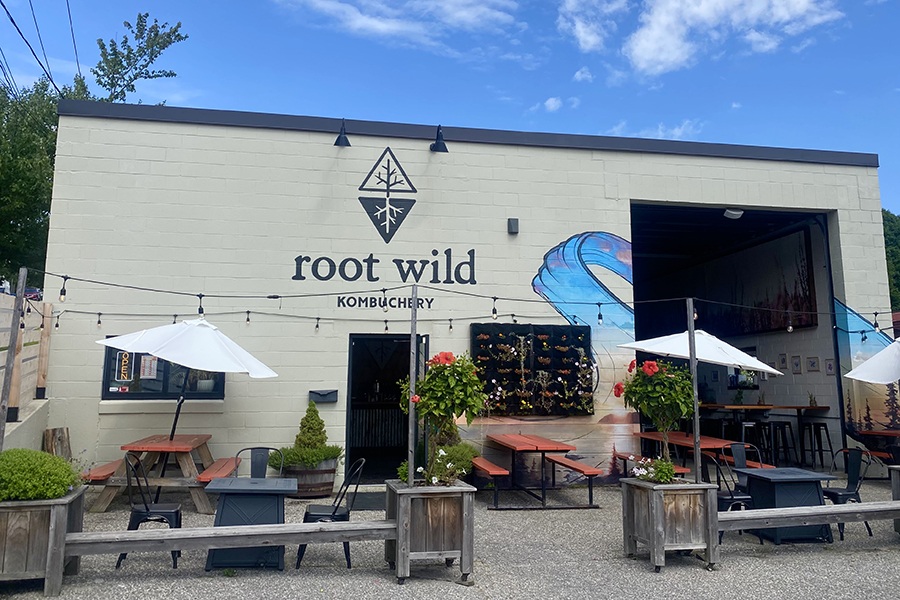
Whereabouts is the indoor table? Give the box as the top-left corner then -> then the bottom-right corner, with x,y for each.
205,477 -> 298,570
734,467 -> 836,544
486,433 -> 576,509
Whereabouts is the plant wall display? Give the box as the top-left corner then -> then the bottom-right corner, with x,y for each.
470,323 -> 594,416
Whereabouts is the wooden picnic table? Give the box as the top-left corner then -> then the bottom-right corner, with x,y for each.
485,433 -> 579,509
89,433 -> 223,514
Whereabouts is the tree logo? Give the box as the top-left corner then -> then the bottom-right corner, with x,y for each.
358,147 -> 417,243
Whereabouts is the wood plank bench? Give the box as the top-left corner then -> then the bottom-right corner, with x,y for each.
471,456 -> 510,510
613,451 -> 691,476
700,450 -> 775,470
717,499 -> 900,534
197,457 -> 241,483
81,459 -> 124,483
545,454 -> 602,507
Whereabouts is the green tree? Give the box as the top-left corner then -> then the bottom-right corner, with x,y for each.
0,13 -> 187,284
882,209 -> 900,311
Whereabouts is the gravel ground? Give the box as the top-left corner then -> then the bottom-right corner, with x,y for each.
3,478 -> 900,599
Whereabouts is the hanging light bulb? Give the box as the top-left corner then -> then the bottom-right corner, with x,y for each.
384,320 -> 389,332
861,330 -> 868,343
693,307 -> 698,321
19,319 -> 25,330
315,317 -> 320,332
246,310 -> 251,324
449,319 -> 453,332
786,311 -> 794,333
173,314 -> 178,324
491,297 -> 498,320
59,275 -> 68,302
512,314 -> 518,324
96,312 -> 102,327
25,304 -> 31,315
382,288 -> 389,313
874,312 -> 880,332
197,294 -> 205,316
597,303 -> 603,326
54,315 -> 60,329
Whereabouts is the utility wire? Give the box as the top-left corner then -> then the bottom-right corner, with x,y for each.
0,0 -> 60,94
64,0 -> 80,76
26,0 -> 51,83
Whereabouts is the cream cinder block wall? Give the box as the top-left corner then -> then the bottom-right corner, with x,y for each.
43,101 -> 885,473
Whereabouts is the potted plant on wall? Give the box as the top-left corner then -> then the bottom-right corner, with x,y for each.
614,359 -> 719,572
386,351 -> 486,584
0,448 -> 86,595
272,401 -> 343,498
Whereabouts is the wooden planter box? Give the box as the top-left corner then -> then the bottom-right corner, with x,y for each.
0,485 -> 86,596
621,478 -> 718,572
384,479 -> 475,584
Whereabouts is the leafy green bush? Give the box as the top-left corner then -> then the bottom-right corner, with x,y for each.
397,442 -> 479,484
271,401 -> 343,469
0,448 -> 81,501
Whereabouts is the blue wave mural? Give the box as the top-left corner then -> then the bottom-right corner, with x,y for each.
532,232 -> 636,357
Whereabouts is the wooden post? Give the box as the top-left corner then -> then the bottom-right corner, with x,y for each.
42,428 -> 72,460
407,284 -> 418,487
36,301 -> 53,399
0,266 -> 27,447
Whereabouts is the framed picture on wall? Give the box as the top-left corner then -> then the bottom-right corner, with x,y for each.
778,354 -> 788,370
825,359 -> 835,376
791,355 -> 802,374
806,357 -> 820,372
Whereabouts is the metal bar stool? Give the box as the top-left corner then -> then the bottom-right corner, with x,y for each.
800,421 -> 834,468
767,420 -> 798,466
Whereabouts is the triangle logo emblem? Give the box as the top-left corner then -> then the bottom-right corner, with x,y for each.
358,197 -> 416,243
358,147 -> 417,243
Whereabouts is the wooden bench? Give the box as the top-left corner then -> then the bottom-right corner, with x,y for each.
545,454 -> 602,507
197,456 -> 241,483
717,499 -> 900,535
613,451 -> 691,476
701,450 -> 775,470
81,459 -> 124,483
471,456 -> 510,510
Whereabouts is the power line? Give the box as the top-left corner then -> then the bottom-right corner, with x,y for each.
64,0 -> 80,76
0,0 -> 60,94
26,0 -> 51,83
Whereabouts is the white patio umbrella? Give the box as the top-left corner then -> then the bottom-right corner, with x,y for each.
97,317 -> 277,438
618,330 -> 783,376
845,340 -> 900,384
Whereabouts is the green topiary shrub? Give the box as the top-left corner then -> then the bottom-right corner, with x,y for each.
271,402 -> 343,469
0,448 -> 81,501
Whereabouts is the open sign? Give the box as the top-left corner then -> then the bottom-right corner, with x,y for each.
115,351 -> 133,382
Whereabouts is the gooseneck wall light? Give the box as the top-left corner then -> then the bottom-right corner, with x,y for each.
334,119 -> 351,147
430,125 -> 449,153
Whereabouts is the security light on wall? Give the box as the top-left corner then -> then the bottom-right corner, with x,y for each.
430,125 -> 449,153
723,208 -> 744,219
334,119 -> 351,147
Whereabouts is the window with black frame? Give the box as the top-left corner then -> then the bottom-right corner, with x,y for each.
101,345 -> 225,400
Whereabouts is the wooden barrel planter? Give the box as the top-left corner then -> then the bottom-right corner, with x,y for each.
0,485 -> 86,596
621,478 -> 718,572
283,458 -> 338,499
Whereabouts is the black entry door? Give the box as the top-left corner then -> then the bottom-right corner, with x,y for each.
347,334 -> 427,483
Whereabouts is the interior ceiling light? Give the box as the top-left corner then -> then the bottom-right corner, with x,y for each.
724,208 -> 744,219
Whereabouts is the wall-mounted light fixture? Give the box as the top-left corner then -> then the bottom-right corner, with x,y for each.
430,125 -> 449,153
334,119 -> 351,147
724,208 -> 744,219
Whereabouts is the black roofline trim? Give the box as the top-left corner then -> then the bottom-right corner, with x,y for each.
57,99 -> 879,168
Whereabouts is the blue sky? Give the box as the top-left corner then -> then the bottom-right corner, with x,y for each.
3,1 -> 899,212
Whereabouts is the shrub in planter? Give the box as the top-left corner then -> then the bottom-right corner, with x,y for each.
272,402 -> 343,497
0,448 -> 81,501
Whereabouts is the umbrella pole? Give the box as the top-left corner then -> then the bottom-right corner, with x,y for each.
156,369 -> 190,502
687,298 -> 701,483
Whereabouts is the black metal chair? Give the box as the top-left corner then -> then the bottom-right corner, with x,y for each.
295,458 -> 365,569
823,447 -> 873,541
116,452 -> 182,569
235,447 -> 284,478
701,452 -> 753,543
721,442 -> 763,493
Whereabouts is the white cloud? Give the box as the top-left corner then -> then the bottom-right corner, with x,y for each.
556,0 -> 630,52
637,118 -> 703,140
568,97 -> 581,108
731,101 -> 742,109
624,0 -> 844,75
605,64 -> 627,87
606,120 -> 628,136
573,66 -> 594,82
791,37 -> 815,53
544,97 -> 563,111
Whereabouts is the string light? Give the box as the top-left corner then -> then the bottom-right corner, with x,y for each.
874,312 -> 880,332
246,310 -> 251,324
693,307 -> 698,321
315,317 -> 320,332
449,318 -> 453,332
59,275 -> 68,302
96,312 -> 102,327
197,294 -> 205,315
861,330 -> 868,343
25,304 -> 31,315
19,318 -> 25,330
384,319 -> 389,332
786,311 -> 793,333
491,297 -> 498,320
597,303 -> 603,325
173,314 -> 178,324
54,315 -> 60,329
382,288 -> 389,313
512,313 -> 518,324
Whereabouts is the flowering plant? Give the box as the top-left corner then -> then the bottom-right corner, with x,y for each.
627,455 -> 677,484
614,359 -> 694,466
400,351 -> 486,485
